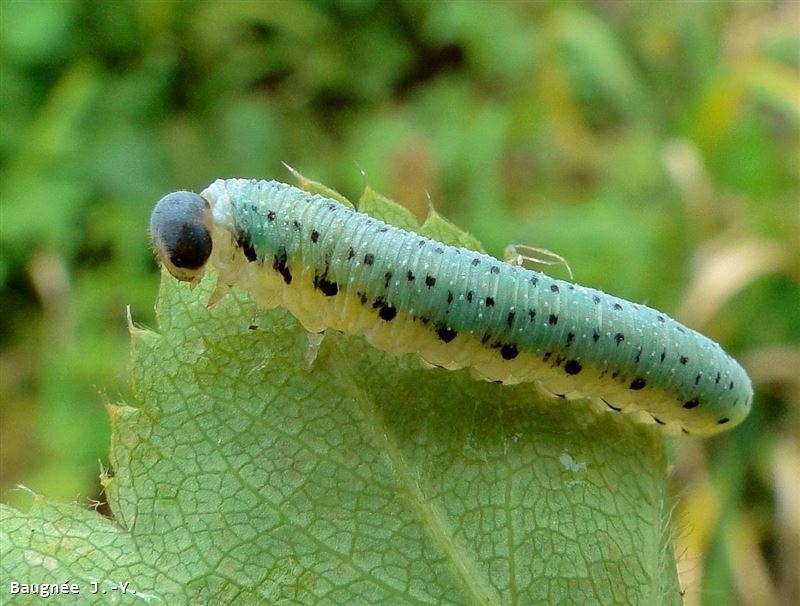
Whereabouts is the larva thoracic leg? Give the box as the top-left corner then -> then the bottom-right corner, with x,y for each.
150,179 -> 753,436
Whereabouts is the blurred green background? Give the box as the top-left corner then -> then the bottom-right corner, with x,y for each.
1,1 -> 798,604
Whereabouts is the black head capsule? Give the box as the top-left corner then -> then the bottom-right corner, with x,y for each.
150,191 -> 212,283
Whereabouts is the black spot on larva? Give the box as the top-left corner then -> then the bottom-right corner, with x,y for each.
267,210 -> 276,221
528,309 -> 537,321
378,227 -> 389,233
447,291 -> 453,304
657,315 -> 665,322
683,398 -> 700,409
679,356 -> 688,365
313,275 -> 339,296
652,416 -> 665,425
553,393 -> 566,399
550,284 -> 559,293
467,291 -> 474,303
292,219 -> 301,230
542,352 -> 552,362
358,292 -> 368,304
611,371 -> 619,379
630,378 -> 646,390
548,314 -> 558,326
471,258 -> 480,267
425,275 -> 436,288
407,270 -> 415,281
417,239 -> 426,247
612,303 -> 622,311
327,203 -> 336,211
347,247 -> 355,260
420,316 -> 430,325
435,323 -> 457,343
490,266 -> 500,274
384,271 -> 392,289
682,428 -> 690,435
717,417 -> 730,425
660,349 -> 667,362
242,241 -> 257,262
530,276 -> 538,286
592,330 -> 600,342
614,333 -> 625,345
634,347 -> 642,364
564,360 -> 582,375
272,248 -> 292,284
592,295 -> 601,304
676,326 -> 686,334
728,381 -> 734,390
378,304 -> 397,321
435,247 -> 444,254
485,297 -> 495,307
364,253 -> 375,265
695,373 -> 702,385
604,399 -> 622,412
715,372 -> 721,384
500,344 -> 518,360
310,230 -> 320,243
566,332 -> 575,346
481,332 -> 492,345
372,296 -> 385,309
507,311 -> 515,328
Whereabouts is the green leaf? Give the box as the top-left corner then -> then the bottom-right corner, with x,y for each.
421,205 -> 486,253
1,189 -> 681,605
357,186 -> 420,232
285,163 -> 354,208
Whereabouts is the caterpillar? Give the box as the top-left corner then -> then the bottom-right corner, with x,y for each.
149,178 -> 752,436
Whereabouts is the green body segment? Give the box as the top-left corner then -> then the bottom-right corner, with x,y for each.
200,179 -> 752,436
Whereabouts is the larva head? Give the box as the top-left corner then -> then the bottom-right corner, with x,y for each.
150,191 -> 212,284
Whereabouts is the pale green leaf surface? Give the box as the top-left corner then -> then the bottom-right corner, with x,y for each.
420,206 -> 486,253
283,164 -> 354,208
357,186 -> 420,232
1,194 -> 681,605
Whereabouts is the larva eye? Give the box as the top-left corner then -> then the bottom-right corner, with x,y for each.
150,191 -> 212,283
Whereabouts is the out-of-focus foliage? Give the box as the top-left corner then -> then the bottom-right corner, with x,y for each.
0,1 -> 797,605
